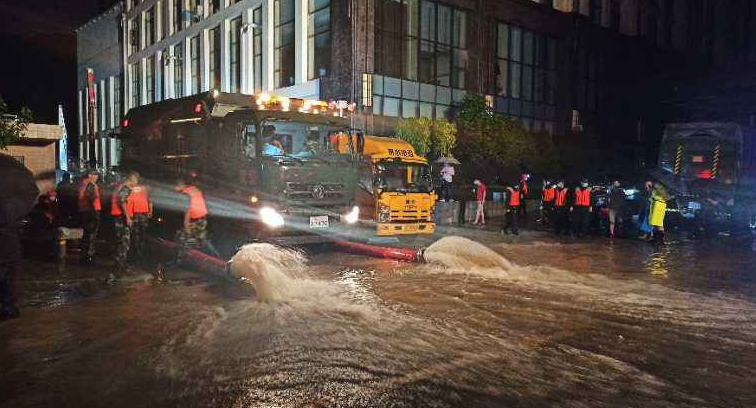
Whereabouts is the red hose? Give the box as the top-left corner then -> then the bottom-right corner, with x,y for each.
147,237 -> 229,277
333,240 -> 424,263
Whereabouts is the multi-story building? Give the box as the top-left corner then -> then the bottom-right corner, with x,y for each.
78,0 -> 751,171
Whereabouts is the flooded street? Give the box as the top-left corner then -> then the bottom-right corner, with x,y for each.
2,229 -> 756,408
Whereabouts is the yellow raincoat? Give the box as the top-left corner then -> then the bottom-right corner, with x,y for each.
649,186 -> 670,228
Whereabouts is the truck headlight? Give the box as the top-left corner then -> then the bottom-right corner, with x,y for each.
343,206 -> 360,224
260,207 -> 284,228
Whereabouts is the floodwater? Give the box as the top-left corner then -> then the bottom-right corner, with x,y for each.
2,229 -> 756,408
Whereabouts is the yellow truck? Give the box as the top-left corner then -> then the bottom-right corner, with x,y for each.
336,135 -> 436,235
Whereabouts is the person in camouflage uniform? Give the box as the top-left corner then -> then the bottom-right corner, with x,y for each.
174,179 -> 219,264
129,178 -> 153,260
112,173 -> 138,272
78,170 -> 102,265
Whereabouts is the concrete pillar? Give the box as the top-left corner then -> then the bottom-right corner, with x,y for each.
294,0 -> 308,84
202,28 -> 210,92
109,77 -> 115,129
241,8 -> 253,94
263,0 -> 274,91
221,18 -> 230,92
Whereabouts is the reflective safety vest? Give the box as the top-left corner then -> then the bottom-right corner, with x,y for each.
111,184 -> 134,218
181,185 -> 208,219
77,180 -> 101,212
129,185 -> 151,214
508,189 -> 521,207
542,187 -> 555,202
555,188 -> 568,207
575,188 -> 591,207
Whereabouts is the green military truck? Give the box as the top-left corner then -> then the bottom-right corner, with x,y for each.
119,91 -> 361,248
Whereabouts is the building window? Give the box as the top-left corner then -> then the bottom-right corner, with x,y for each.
174,0 -> 183,33
114,75 -> 122,126
190,35 -> 200,94
375,0 -> 467,88
209,0 -> 221,14
11,156 -> 25,165
187,0 -> 199,25
589,0 -> 602,25
161,0 -> 170,39
370,74 -> 465,119
145,7 -> 155,46
130,62 -> 140,107
209,26 -> 221,90
274,0 -> 296,88
230,17 -> 242,93
308,0 -> 331,79
495,23 -> 557,134
575,48 -> 601,112
610,0 -> 621,29
130,17 -> 140,54
253,6 -> 263,93
174,43 -> 184,98
146,56 -> 155,103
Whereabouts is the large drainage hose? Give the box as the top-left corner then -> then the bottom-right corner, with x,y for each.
333,240 -> 426,263
147,237 -> 231,280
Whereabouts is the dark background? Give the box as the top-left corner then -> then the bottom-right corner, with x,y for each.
0,0 -> 118,134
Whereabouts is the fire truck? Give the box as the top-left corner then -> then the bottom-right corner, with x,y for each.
119,91 -> 361,247
334,135 -> 436,236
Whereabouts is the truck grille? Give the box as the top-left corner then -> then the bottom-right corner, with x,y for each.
285,182 -> 345,200
390,209 -> 430,221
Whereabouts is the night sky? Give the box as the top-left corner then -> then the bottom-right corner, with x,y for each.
0,0 -> 118,135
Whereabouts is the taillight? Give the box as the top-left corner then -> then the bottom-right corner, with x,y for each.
194,103 -> 203,113
121,119 -> 130,128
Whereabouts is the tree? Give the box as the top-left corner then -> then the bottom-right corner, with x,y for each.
453,94 -> 560,182
395,117 -> 457,158
0,94 -> 33,150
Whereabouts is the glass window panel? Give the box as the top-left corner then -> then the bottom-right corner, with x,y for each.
403,37 -> 418,81
402,80 -> 419,100
523,31 -> 534,65
510,62 -> 521,99
384,97 -> 400,117
435,104 -> 448,119
309,0 -> 329,11
418,40 -> 434,83
419,102 -> 433,118
436,45 -> 451,86
372,95 -> 383,115
420,1 -> 435,40
535,36 -> 546,67
510,27 -> 522,62
453,10 -> 466,48
384,76 -> 401,97
373,75 -> 384,95
534,69 -> 544,103
436,86 -> 451,105
547,71 -> 556,104
509,98 -> 521,116
521,118 -> 533,131
402,100 -> 418,118
497,24 -> 509,59
420,83 -> 435,102
544,121 -> 554,135
309,6 -> 330,36
496,60 -> 508,96
452,88 -> 466,103
522,101 -> 534,117
437,4 -> 451,44
406,0 -> 419,37
522,65 -> 533,101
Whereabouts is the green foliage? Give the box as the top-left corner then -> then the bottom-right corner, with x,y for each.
453,94 -> 560,182
0,94 -> 33,150
395,117 -> 458,158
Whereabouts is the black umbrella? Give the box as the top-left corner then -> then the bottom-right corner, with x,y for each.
0,153 -> 39,225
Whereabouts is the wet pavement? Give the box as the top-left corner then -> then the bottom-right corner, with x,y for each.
2,225 -> 756,408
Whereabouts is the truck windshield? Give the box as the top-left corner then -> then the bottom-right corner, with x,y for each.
375,161 -> 433,193
254,121 -> 348,158
659,135 -> 736,182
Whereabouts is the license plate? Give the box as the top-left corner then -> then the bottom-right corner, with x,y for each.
309,215 -> 329,228
688,201 -> 702,210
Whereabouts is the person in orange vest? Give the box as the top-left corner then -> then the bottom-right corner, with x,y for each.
539,180 -> 556,227
174,179 -> 219,263
128,176 -> 153,259
553,181 -> 570,235
112,172 -> 139,272
502,184 -> 521,235
570,179 -> 593,237
77,170 -> 102,264
518,174 -> 530,222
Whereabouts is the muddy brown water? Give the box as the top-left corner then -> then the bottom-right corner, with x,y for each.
2,232 -> 756,408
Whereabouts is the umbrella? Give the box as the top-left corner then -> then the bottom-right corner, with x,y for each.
0,153 -> 39,225
434,156 -> 461,165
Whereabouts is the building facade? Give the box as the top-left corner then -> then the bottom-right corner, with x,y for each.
2,124 -> 65,193
78,0 -> 741,171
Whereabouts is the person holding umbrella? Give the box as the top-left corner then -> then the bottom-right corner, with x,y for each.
435,157 -> 460,202
0,153 -> 39,321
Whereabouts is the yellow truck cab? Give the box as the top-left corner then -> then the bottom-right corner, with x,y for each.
339,135 -> 436,236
